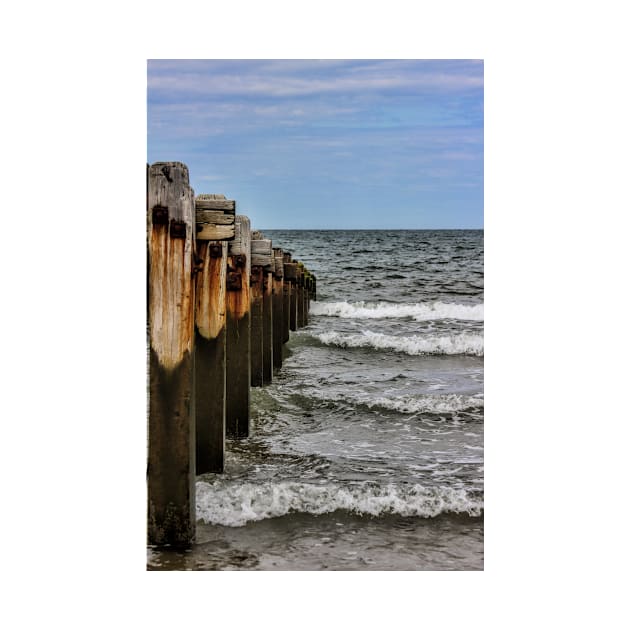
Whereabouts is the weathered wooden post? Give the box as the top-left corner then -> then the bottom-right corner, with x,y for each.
226,216 -> 251,437
272,248 -> 284,369
147,161 -> 196,546
249,264 -> 264,387
303,269 -> 310,326
262,264 -> 273,384
282,252 -> 292,344
250,233 -> 273,387
284,259 -> 298,332
297,262 -> 305,328
194,194 -> 235,474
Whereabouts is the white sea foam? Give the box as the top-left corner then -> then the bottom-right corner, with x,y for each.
196,480 -> 482,527
320,392 -> 484,414
310,300 -> 483,321
314,330 -> 484,356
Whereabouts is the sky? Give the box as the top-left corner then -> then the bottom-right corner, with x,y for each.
147,59 -> 483,229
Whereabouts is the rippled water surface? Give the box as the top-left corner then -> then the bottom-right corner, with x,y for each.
148,230 -> 483,571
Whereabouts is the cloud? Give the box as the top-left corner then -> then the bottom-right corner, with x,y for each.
148,59 -> 483,99
149,72 -> 483,98
440,151 -> 480,161
148,99 -> 367,141
148,60 -> 483,151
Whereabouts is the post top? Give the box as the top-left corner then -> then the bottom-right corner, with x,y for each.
149,161 -> 189,175
197,193 -> 226,200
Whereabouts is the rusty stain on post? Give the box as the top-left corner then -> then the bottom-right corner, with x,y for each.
195,240 -> 227,340
148,174 -> 195,370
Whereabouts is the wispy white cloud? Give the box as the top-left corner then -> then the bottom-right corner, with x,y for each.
149,72 -> 482,98
440,150 -> 480,161
148,59 -> 483,99
148,99 -> 367,141
255,59 -> 357,73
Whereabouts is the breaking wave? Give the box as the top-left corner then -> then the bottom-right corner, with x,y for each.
310,391 -> 484,415
313,330 -> 484,356
310,300 -> 483,322
196,480 -> 483,527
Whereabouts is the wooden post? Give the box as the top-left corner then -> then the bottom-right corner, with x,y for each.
250,234 -> 273,386
226,215 -> 251,438
303,270 -> 310,326
297,263 -> 305,328
194,194 -> 234,474
250,264 -> 264,387
272,248 -> 284,369
147,161 -> 196,546
262,266 -> 273,384
282,253 -> 291,344
284,260 -> 298,332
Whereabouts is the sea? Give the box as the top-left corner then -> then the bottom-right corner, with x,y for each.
147,229 -> 484,571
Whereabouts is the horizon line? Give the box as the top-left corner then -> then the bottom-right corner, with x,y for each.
257,227 -> 484,231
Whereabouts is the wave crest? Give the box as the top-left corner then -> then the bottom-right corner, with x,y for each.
319,392 -> 484,414
310,300 -> 483,322
196,480 -> 483,527
313,330 -> 484,356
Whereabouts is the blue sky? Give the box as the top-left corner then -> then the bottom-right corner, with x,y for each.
147,60 -> 483,229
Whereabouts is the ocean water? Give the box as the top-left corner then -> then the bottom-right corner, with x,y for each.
147,230 -> 484,571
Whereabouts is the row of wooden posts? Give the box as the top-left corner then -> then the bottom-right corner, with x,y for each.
147,161 -> 316,546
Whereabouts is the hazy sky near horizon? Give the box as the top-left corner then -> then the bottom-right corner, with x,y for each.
147,59 -> 483,229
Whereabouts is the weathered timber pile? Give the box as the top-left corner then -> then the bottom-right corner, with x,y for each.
147,162 -> 316,546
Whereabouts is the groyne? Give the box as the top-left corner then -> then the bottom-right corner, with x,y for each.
147,161 -> 316,546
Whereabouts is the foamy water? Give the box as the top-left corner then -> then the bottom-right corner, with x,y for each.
197,480 -> 482,527
302,391 -> 484,415
313,329 -> 484,356
310,300 -> 484,321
